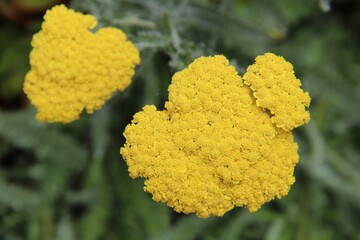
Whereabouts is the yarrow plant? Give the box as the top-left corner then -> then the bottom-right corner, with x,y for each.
22,4 -> 311,219
23,5 -> 140,123
121,54 -> 310,218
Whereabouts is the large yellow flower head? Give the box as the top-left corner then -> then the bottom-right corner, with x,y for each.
23,5 -> 140,123
121,54 -> 310,218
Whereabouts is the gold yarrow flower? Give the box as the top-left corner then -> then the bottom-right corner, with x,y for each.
121,54 -> 310,218
243,53 -> 310,131
23,5 -> 140,123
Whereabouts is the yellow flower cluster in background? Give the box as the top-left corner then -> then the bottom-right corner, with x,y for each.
23,5 -> 140,123
121,54 -> 310,218
243,53 -> 310,131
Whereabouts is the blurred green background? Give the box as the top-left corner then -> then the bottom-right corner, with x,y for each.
1,0 -> 360,239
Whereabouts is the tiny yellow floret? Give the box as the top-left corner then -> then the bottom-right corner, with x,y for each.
121,54 -> 310,218
243,53 -> 310,131
23,4 -> 140,123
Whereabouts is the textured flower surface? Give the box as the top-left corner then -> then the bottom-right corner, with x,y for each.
243,53 -> 310,131
23,4 -> 140,123
121,54 -> 310,218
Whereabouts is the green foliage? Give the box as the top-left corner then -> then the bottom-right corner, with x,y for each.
1,0 -> 360,239
0,23 -> 32,101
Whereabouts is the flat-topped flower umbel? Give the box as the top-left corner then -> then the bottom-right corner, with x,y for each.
243,53 -> 310,131
121,54 -> 310,218
24,5 -> 140,123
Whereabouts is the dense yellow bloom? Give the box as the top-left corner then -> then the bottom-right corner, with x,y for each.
121,54 -> 310,218
23,5 -> 140,123
243,53 -> 310,131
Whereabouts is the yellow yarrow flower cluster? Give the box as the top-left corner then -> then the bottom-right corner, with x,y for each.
121,54 -> 310,218
243,53 -> 310,131
23,5 -> 140,123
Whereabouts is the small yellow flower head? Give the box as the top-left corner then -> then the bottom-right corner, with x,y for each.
243,53 -> 310,131
23,5 -> 140,123
121,55 -> 309,218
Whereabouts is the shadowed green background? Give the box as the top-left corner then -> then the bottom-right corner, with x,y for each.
0,0 -> 360,239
